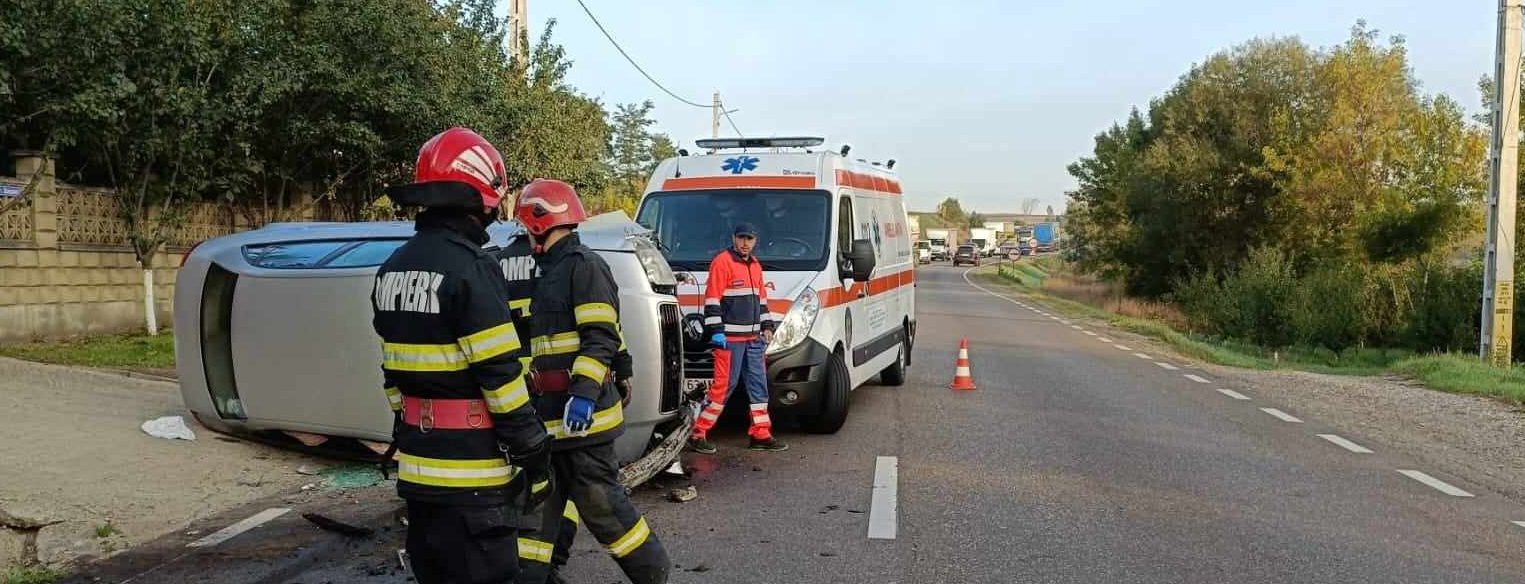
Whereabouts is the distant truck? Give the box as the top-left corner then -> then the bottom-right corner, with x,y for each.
1034,222 -> 1059,252
969,228 -> 997,256
927,229 -> 953,261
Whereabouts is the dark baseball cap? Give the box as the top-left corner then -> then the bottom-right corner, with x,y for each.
733,222 -> 759,238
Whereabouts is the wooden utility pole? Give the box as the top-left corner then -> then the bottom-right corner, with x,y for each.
1482,0 -> 1523,366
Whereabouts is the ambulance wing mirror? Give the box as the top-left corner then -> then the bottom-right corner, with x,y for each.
843,239 -> 876,282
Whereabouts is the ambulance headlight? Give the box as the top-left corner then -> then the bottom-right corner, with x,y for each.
766,287 -> 819,355
630,236 -> 677,292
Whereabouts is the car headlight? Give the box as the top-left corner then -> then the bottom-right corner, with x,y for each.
629,236 -> 677,291
766,287 -> 819,355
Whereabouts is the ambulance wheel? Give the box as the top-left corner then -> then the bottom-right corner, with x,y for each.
879,338 -> 908,387
805,351 -> 850,434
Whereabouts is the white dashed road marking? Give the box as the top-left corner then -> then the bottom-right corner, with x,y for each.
1513,521 -> 1525,529
187,508 -> 291,548
869,456 -> 898,539
1259,408 -> 1303,423
1155,362 -> 1180,371
1216,388 -> 1251,400
1317,434 -> 1373,454
1397,470 -> 1474,498
1183,374 -> 1210,383
1098,337 -> 1113,343
1083,331 -> 1098,336
1070,325 -> 1083,330
1133,352 -> 1152,360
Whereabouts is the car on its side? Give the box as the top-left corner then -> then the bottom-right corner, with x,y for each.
173,214 -> 690,485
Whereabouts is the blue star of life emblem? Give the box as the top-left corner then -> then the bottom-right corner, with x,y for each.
721,156 -> 760,174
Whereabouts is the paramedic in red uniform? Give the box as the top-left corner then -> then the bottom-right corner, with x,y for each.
688,222 -> 789,453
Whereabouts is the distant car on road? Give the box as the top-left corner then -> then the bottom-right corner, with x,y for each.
952,244 -> 980,266
915,240 -> 932,264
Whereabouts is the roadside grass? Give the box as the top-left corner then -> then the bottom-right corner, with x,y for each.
0,331 -> 175,370
3,567 -> 64,584
980,262 -> 1525,405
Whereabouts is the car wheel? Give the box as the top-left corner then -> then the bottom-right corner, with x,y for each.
879,333 -> 908,387
805,350 -> 851,434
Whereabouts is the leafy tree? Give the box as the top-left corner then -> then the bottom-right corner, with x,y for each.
967,211 -> 987,229
936,197 -> 966,226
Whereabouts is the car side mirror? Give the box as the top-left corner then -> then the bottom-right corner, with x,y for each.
842,239 -> 876,281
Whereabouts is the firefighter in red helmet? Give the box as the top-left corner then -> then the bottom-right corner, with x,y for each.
510,179 -> 670,584
372,128 -> 551,584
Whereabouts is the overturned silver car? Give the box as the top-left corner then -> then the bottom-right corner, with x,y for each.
173,213 -> 691,485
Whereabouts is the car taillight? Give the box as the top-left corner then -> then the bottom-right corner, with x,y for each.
181,240 -> 204,267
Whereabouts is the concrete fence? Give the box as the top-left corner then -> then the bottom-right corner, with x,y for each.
0,152 -> 247,342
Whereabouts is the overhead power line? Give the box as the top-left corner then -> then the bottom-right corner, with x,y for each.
573,0 -> 710,109
721,99 -> 745,138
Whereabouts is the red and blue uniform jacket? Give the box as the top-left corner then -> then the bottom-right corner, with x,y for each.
704,247 -> 780,340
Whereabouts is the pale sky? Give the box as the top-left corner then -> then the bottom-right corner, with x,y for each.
516,1 -> 1495,214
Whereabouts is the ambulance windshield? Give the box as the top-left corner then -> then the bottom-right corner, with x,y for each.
635,189 -> 832,271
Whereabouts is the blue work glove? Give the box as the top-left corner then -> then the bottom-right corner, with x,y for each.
563,395 -> 596,437
710,333 -> 727,348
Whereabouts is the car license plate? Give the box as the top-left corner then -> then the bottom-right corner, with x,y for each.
684,379 -> 710,392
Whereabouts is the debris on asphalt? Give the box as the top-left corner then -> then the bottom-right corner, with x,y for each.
847,509 -> 864,514
302,513 -> 374,537
661,460 -> 687,477
686,563 -> 711,573
751,466 -> 763,472
819,551 -> 838,557
140,416 -> 196,441
668,486 -> 698,503
818,505 -> 839,514
235,471 -> 263,488
321,465 -> 384,489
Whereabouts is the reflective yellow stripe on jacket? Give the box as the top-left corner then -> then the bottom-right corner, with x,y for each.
382,343 -> 468,372
396,453 -> 516,488
573,302 -> 618,325
572,355 -> 609,382
608,517 -> 652,558
545,403 -> 624,439
530,332 -> 581,356
384,386 -> 402,412
518,538 -> 553,564
481,373 -> 530,414
458,322 -> 520,364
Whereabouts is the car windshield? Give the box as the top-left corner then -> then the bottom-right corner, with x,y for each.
636,189 -> 832,271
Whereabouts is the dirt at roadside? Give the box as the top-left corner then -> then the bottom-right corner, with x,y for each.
0,357 -> 323,570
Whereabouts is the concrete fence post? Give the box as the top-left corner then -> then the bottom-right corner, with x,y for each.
12,151 -> 57,249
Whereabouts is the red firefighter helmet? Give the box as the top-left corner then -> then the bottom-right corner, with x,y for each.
387,128 -> 508,211
514,179 -> 587,236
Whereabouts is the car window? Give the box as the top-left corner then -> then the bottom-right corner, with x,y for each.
243,239 -> 406,269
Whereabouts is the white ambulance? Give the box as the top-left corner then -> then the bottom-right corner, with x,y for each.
635,137 -> 916,433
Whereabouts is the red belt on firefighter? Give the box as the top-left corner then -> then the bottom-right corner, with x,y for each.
528,369 -> 614,395
401,396 -> 493,430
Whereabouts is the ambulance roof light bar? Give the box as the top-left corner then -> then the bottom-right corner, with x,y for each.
694,136 -> 825,151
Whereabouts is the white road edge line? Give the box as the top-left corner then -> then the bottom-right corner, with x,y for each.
1317,434 -> 1373,454
868,456 -> 898,540
1113,344 -> 1131,351
1183,374 -> 1210,383
1259,407 -> 1303,423
1397,470 -> 1474,498
1133,352 -> 1152,360
1216,388 -> 1251,400
1155,362 -> 1180,371
1098,337 -> 1113,343
1083,331 -> 1098,336
1512,521 -> 1525,529
187,508 -> 291,548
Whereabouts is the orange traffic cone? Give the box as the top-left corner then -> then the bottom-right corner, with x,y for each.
949,338 -> 977,390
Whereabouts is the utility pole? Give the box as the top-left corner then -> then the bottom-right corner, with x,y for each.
1482,0 -> 1523,366
508,0 -> 528,62
711,92 -> 722,138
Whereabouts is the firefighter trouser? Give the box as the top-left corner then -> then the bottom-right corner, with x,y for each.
550,502 -> 578,573
406,501 -> 520,584
693,337 -> 773,440
515,442 -> 670,584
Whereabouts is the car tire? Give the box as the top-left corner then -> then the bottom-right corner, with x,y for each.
879,335 -> 908,387
805,350 -> 851,434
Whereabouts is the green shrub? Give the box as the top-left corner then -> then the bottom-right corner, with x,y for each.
1290,263 -> 1364,351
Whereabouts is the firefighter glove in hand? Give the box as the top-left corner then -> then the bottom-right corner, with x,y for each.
563,395 -> 596,437
710,333 -> 727,348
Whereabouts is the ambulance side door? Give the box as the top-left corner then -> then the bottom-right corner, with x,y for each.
835,191 -> 866,364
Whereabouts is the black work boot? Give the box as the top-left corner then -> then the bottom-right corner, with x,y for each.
687,436 -> 717,454
748,437 -> 789,452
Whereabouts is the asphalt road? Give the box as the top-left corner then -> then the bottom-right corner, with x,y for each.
74,261 -> 1525,583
